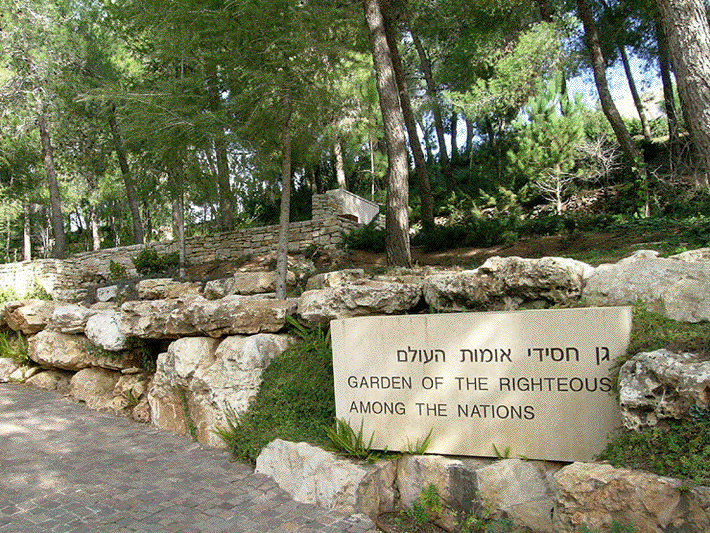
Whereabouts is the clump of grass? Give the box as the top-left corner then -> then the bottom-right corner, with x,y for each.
213,318 -> 335,464
598,419 -> 710,486
627,302 -> 710,359
0,332 -> 29,366
326,418 -> 379,461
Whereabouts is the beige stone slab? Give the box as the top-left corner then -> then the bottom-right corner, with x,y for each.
331,307 -> 632,462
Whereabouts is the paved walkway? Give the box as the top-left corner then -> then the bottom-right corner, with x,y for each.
0,384 -> 375,533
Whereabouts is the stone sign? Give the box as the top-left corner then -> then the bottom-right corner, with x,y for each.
331,307 -> 632,462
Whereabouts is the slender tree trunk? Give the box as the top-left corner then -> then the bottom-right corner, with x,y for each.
37,112 -> 66,258
619,45 -> 652,140
206,64 -> 235,231
655,18 -> 680,146
369,132 -> 376,201
334,138 -> 347,189
577,0 -> 649,215
108,106 -> 144,244
450,111 -> 459,164
142,201 -> 152,241
382,6 -> 434,228
410,30 -> 453,189
276,95 -> 293,300
364,0 -> 412,267
657,0 -> 710,187
169,169 -> 185,277
23,201 -> 31,262
465,117 -> 474,163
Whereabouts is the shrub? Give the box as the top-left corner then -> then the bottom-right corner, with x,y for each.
132,249 -> 180,275
342,222 -> 385,252
212,318 -> 335,464
0,332 -> 29,366
108,260 -> 128,280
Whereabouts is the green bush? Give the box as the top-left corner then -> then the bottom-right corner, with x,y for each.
212,318 -> 335,464
109,260 -> 129,280
132,249 -> 180,275
342,222 -> 385,252
0,332 -> 29,366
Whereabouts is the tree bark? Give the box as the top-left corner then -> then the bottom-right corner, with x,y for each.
168,168 -> 185,278
657,0 -> 710,186
382,6 -> 434,228
619,44 -> 652,141
410,30 -> 453,189
655,18 -> 680,146
276,95 -> 293,300
364,0 -> 412,267
23,200 -> 31,261
206,64 -> 235,231
37,112 -> 65,259
108,106 -> 144,244
450,110 -> 459,164
334,138 -> 347,189
576,0 -> 648,206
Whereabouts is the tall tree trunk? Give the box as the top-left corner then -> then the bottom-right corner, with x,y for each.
369,132 -> 376,201
576,0 -> 649,215
655,18 -> 680,146
108,106 -> 144,244
169,169 -> 185,277
619,44 -> 652,141
465,117 -> 474,163
363,0 -> 412,267
382,6 -> 434,229
657,0 -> 710,187
23,200 -> 31,262
334,138 -> 347,189
450,111 -> 459,164
410,30 -> 453,189
206,64 -> 235,231
276,95 -> 292,300
37,112 -> 66,258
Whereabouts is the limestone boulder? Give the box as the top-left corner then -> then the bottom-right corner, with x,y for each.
50,304 -> 95,334
29,330 -> 94,371
148,334 -> 293,446
69,367 -> 122,411
120,296 -> 296,339
553,462 -> 710,532
137,278 -> 201,300
476,459 -> 555,533
232,271 -> 295,295
397,454 -> 487,531
305,269 -> 366,291
255,439 -> 396,516
618,350 -> 710,430
9,365 -> 40,382
29,329 -> 140,372
424,256 -> 592,312
0,357 -> 18,382
25,369 -> 73,394
53,289 -> 89,303
85,311 -> 128,351
583,255 -> 710,322
96,285 -> 119,302
298,281 -> 422,326
203,278 -> 236,300
4,300 -> 61,334
112,373 -> 152,417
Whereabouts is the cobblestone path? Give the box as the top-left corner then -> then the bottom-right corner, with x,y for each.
0,384 -> 375,533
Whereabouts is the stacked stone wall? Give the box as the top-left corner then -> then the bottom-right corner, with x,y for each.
0,192 -> 363,293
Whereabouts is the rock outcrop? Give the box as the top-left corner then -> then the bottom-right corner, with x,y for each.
618,349 -> 710,430
423,256 -> 591,312
298,280 -> 421,326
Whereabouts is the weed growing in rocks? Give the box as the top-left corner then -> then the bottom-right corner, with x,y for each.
0,332 -> 28,366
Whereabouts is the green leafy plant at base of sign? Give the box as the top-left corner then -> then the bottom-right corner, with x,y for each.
212,318 -> 335,464
598,418 -> 710,485
405,428 -> 433,455
325,418 -> 380,462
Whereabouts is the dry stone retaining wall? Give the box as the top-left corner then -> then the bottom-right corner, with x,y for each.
5,250 -> 710,531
